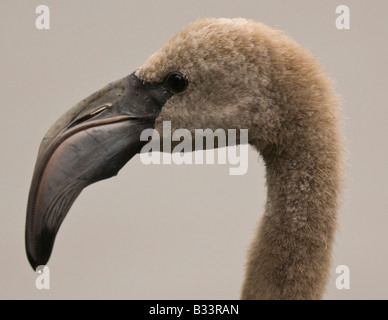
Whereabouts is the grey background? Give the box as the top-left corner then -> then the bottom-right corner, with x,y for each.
1,0 -> 387,299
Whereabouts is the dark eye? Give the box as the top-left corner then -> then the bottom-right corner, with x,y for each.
165,72 -> 188,94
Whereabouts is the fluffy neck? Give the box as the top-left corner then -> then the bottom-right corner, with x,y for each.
242,98 -> 342,299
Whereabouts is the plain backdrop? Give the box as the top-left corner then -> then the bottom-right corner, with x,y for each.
1,0 -> 387,299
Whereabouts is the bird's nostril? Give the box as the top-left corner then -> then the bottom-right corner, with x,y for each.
66,104 -> 112,130
89,103 -> 112,116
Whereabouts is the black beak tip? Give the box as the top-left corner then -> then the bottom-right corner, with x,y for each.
25,228 -> 55,271
26,251 -> 44,271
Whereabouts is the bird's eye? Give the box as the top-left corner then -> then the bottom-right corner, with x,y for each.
165,72 -> 188,94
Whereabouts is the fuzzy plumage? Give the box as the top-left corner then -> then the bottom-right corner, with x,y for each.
136,18 -> 344,299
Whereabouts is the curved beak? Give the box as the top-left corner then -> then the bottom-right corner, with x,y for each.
26,72 -> 171,270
